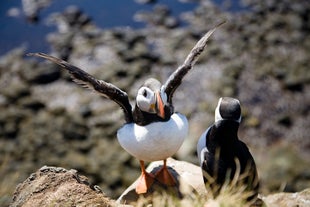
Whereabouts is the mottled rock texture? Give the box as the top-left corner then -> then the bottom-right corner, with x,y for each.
10,166 -> 114,207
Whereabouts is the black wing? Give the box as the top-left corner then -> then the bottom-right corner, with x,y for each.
27,53 -> 133,123
236,141 -> 260,192
163,21 -> 225,104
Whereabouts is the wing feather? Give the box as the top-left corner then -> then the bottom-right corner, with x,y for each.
27,53 -> 133,123
163,21 -> 226,104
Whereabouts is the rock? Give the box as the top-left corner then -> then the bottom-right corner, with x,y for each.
20,63 -> 61,85
262,188 -> 310,207
0,106 -> 30,138
21,0 -> 51,23
1,80 -> 30,102
8,164 -> 310,207
117,158 -> 207,205
18,97 -> 45,111
47,5 -> 92,32
10,166 -> 115,207
117,158 -> 267,206
62,6 -> 92,27
134,4 -> 179,28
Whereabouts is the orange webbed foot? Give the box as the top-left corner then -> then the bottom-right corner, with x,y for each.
154,159 -> 176,186
135,161 -> 155,194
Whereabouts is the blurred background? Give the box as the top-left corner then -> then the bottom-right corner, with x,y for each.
0,0 -> 309,206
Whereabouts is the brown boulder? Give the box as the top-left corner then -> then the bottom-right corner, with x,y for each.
10,166 -> 114,207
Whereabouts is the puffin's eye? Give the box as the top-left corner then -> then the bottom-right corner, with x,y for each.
143,89 -> 147,97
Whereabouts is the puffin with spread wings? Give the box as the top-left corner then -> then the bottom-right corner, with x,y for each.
28,22 -> 223,194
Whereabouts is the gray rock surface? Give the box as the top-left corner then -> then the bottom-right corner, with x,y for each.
10,166 -> 114,207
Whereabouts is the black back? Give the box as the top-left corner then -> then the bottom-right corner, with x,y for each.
202,120 -> 259,200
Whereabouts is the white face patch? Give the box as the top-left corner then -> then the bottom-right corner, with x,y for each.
160,86 -> 168,105
215,97 -> 223,122
215,97 -> 242,123
237,113 -> 242,123
136,87 -> 156,113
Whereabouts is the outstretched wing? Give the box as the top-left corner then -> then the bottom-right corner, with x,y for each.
163,21 -> 225,104
27,53 -> 134,123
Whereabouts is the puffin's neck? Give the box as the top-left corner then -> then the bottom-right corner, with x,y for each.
133,104 -> 172,126
207,120 -> 239,152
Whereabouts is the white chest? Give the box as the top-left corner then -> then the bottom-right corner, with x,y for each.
117,113 -> 188,161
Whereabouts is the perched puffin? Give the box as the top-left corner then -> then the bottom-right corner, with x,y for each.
28,21 -> 224,194
197,97 -> 259,200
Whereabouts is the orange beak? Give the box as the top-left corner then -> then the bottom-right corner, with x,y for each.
155,92 -> 165,119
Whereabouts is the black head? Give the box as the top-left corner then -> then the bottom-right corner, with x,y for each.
207,97 -> 241,151
134,78 -> 172,125
215,97 -> 241,123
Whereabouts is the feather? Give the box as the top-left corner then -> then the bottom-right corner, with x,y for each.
163,21 -> 226,104
27,53 -> 133,123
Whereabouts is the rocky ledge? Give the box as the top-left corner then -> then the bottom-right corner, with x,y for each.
10,159 -> 310,207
